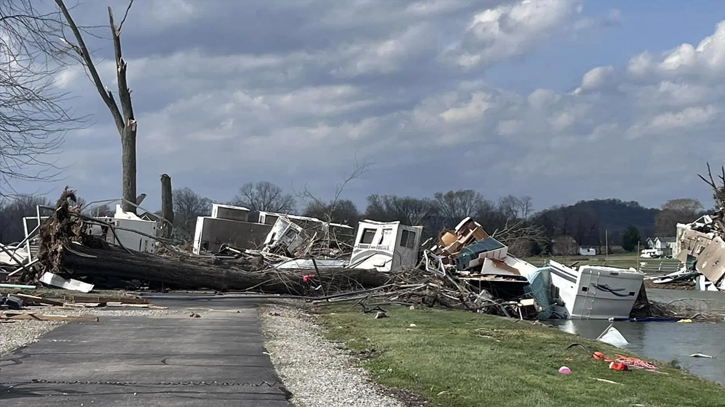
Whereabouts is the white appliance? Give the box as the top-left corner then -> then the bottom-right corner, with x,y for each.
87,205 -> 158,253
548,260 -> 644,320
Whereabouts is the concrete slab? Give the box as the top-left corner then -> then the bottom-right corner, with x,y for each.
0,298 -> 293,406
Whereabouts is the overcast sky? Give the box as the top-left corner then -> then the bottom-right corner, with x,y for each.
15,0 -> 725,213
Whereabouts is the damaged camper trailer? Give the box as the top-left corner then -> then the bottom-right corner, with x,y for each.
350,220 -> 423,272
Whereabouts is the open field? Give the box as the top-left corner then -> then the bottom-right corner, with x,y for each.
317,304 -> 725,407
523,253 -> 682,272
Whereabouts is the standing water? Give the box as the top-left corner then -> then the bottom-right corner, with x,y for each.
546,288 -> 725,386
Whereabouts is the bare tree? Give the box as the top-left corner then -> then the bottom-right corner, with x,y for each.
492,220 -> 549,257
365,195 -> 437,226
0,194 -> 52,244
303,199 -> 360,225
434,190 -> 485,224
233,181 -> 296,213
518,195 -> 534,220
299,157 -> 372,225
173,187 -> 212,240
55,0 -> 138,213
550,234 -> 577,256
655,198 -> 703,236
87,203 -> 114,217
498,194 -> 534,221
0,1 -> 82,194
699,162 -> 725,209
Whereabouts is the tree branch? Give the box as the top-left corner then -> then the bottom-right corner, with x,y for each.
117,0 -> 134,33
108,4 -> 134,124
55,0 -> 124,135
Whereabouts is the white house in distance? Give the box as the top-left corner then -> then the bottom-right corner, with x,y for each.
349,220 -> 423,272
644,236 -> 676,257
579,247 -> 597,256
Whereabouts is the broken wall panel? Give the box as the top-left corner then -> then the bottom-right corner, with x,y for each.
696,236 -> 725,284
193,217 -> 272,254
211,204 -> 251,222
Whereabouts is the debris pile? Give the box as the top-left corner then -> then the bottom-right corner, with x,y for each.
1,189 -> 387,295
665,164 -> 725,292
671,214 -> 725,291
0,292 -> 160,323
0,188 -> 663,322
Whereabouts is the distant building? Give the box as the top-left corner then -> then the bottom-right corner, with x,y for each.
644,236 -> 676,256
579,247 -> 597,256
654,236 -> 676,256
645,237 -> 656,249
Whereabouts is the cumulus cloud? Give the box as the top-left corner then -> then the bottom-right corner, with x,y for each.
27,0 -> 725,211
445,0 -> 579,68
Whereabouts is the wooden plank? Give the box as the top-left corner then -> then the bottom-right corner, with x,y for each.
64,295 -> 149,305
14,294 -> 64,306
105,303 -> 167,309
0,313 -> 99,322
63,303 -> 104,308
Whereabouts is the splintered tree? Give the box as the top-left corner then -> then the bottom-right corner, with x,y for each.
699,162 -> 725,211
0,1 -> 81,194
55,0 -> 138,214
160,174 -> 174,238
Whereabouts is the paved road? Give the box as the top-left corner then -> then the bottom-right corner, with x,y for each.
0,297 -> 293,406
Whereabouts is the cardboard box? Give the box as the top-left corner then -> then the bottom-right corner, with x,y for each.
439,230 -> 457,247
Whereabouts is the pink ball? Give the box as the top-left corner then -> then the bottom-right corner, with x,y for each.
559,366 -> 571,374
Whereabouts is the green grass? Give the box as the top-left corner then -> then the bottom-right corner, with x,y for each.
522,253 -> 680,270
317,304 -> 725,407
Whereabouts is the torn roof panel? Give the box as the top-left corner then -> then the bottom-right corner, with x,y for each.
360,219 -> 402,226
260,211 -> 354,229
212,203 -> 251,212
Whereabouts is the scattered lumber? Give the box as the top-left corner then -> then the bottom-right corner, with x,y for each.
63,295 -> 148,304
13,294 -> 64,306
0,313 -> 99,322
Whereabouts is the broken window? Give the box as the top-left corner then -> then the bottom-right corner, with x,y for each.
360,228 -> 377,244
283,228 -> 298,239
400,230 -> 416,248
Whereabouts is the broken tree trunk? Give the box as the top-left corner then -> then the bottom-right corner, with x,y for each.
57,245 -> 389,293
55,0 -> 138,214
160,173 -> 174,238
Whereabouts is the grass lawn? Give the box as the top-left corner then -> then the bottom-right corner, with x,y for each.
317,304 -> 725,407
522,253 -> 681,270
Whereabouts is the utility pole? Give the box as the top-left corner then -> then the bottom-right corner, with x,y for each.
605,229 -> 609,264
637,240 -> 641,270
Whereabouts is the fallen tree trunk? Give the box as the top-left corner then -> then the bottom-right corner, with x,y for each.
58,245 -> 390,294
32,188 -> 391,295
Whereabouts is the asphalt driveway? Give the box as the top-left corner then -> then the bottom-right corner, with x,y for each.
0,297 -> 293,406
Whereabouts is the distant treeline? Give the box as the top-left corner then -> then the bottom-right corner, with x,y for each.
0,182 -> 709,256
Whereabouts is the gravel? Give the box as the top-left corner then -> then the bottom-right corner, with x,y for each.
259,302 -> 405,407
0,306 -> 179,357
0,320 -> 62,356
